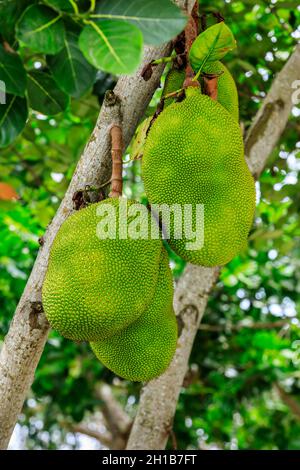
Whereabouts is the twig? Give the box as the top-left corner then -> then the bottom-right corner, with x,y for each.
96,384 -> 132,436
3,41 -> 15,54
88,179 -> 112,191
69,423 -> 112,447
109,126 -> 123,198
163,88 -> 185,101
212,12 -> 225,23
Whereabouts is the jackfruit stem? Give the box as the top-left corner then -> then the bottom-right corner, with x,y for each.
109,125 -> 123,198
163,87 -> 185,101
151,56 -> 175,66
203,76 -> 218,101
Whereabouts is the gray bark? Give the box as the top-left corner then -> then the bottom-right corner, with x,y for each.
245,44 -> 300,179
126,44 -> 300,450
0,44 -> 171,450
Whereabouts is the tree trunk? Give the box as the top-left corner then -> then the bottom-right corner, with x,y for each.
126,44 -> 300,450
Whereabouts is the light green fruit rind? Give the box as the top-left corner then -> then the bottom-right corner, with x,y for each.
162,62 -> 239,121
42,198 -> 162,342
162,68 -> 185,108
202,61 -> 239,121
90,248 -> 178,382
142,92 -> 256,267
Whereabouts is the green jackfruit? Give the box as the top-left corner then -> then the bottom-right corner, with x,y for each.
202,61 -> 239,121
162,62 -> 239,120
142,90 -> 255,267
90,248 -> 177,382
42,198 -> 162,341
162,68 -> 185,108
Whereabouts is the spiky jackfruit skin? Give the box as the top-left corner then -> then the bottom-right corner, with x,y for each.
162,63 -> 238,120
142,91 -> 256,267
162,68 -> 185,108
202,61 -> 239,121
42,198 -> 162,342
90,249 -> 177,382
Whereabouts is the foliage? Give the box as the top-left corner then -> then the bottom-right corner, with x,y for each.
0,0 -> 186,147
189,22 -> 236,74
0,0 -> 300,450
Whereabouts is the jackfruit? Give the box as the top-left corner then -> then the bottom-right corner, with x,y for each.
162,68 -> 185,108
42,198 -> 162,341
161,62 -> 239,120
90,248 -> 177,382
142,89 -> 255,267
202,61 -> 239,121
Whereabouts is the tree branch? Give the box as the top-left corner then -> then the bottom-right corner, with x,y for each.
96,384 -> 132,437
61,383 -> 132,450
68,422 -> 113,448
245,44 -> 300,179
126,44 -> 300,450
0,43 -> 172,450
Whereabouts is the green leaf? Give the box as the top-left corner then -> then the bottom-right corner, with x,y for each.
27,71 -> 69,115
79,20 -> 143,75
189,22 -> 236,73
0,0 -> 31,42
91,0 -> 187,45
47,31 -> 97,98
42,0 -> 74,13
16,4 -> 65,54
0,94 -> 28,148
0,46 -> 27,97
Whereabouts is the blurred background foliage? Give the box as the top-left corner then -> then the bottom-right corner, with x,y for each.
1,0 -> 300,450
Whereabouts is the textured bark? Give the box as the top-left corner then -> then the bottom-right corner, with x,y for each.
126,44 -> 300,450
245,44 -> 300,179
0,44 -> 171,450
